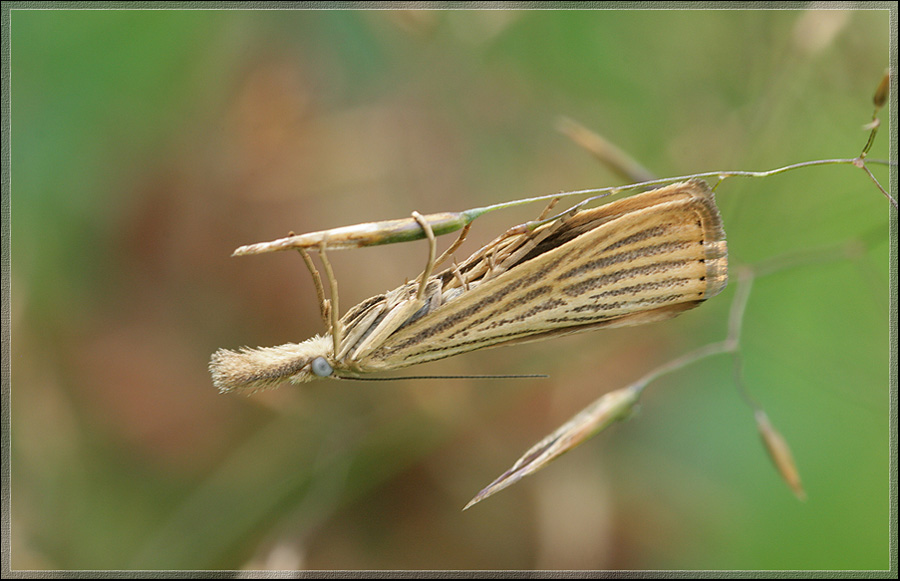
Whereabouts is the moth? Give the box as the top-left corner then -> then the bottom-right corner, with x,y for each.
210,179 -> 728,393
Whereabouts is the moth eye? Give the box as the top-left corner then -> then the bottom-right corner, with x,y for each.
311,357 -> 333,377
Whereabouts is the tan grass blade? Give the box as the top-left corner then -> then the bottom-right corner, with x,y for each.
464,387 -> 640,510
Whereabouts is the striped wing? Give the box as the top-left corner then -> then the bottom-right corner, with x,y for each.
362,180 -> 727,372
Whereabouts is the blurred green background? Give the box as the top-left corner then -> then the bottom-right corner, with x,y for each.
8,7 -> 893,572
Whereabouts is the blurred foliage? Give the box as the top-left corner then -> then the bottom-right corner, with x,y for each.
8,7 -> 893,572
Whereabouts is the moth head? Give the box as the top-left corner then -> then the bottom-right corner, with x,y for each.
210,335 -> 334,394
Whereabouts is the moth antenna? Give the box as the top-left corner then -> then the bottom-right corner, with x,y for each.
331,374 -> 549,381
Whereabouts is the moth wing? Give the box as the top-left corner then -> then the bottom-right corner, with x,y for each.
363,180 -> 727,372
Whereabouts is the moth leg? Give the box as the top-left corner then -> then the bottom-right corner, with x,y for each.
495,202 -> 580,272
346,279 -> 442,366
536,197 -> 560,221
466,199 -> 564,281
484,247 -> 500,280
451,259 -> 470,291
411,211 -> 437,301
298,248 -> 330,330
317,239 -> 342,357
336,300 -> 386,362
433,222 -> 472,271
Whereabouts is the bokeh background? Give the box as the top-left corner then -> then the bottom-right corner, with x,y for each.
7,7 -> 894,572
